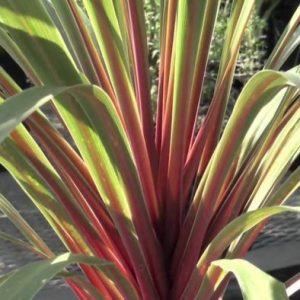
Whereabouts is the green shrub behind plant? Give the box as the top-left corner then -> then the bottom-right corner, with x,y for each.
145,0 -> 267,111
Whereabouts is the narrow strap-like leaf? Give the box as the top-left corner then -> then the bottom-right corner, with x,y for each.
155,0 -> 178,150
195,0 -> 256,177
205,90 -> 300,241
0,84 -> 167,298
45,0 -> 100,85
0,70 -> 127,271
163,0 -> 219,254
0,253 -> 138,300
82,0 -> 161,230
123,0 -> 156,169
0,0 -> 81,85
210,259 -> 288,300
227,167 -> 300,261
0,230 -> 47,258
0,194 -> 54,257
0,29 -> 39,84
195,259 -> 288,300
179,206 -> 300,299
265,5 -> 300,70
172,70 -> 300,297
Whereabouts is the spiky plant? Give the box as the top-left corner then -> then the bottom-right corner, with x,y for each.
0,1 -> 300,299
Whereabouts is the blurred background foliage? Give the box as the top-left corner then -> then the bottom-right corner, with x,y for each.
144,0 -> 268,113
144,0 -> 299,118
1,0 -> 299,108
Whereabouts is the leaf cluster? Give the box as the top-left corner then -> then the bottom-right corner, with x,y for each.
0,1 -> 299,299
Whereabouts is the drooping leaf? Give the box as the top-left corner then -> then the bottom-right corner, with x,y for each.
180,206 -> 300,299
0,83 -> 166,299
0,0 -> 81,85
0,253 -> 131,300
172,70 -> 300,297
0,138 -> 92,256
211,259 -> 288,300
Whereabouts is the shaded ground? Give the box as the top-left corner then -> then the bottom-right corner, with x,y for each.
0,172 -> 75,299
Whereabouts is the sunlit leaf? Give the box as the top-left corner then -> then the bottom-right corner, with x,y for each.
211,259 -> 288,300
0,253 -> 111,300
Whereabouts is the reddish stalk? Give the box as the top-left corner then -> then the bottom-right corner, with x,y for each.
89,1 -> 162,231
55,223 -> 116,299
162,0 -> 207,253
155,0 -> 178,151
197,68 -> 235,176
2,66 -> 134,276
71,103 -> 166,299
206,97 -> 300,241
11,132 -> 133,298
183,123 -> 207,200
67,0 -> 118,110
87,96 -> 168,298
156,59 -> 174,231
66,240 -> 121,300
184,0 -> 220,158
125,0 -> 158,177
6,141 -> 116,299
27,116 -> 137,284
67,281 -> 94,300
26,116 -> 128,241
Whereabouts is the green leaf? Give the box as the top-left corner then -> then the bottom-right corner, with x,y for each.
0,253 -> 110,300
265,6 -> 300,69
197,0 -> 256,176
199,206 -> 300,275
82,0 -> 161,232
0,29 -> 39,84
163,0 -> 222,253
0,84 -> 165,298
211,259 -> 288,300
0,0 -> 81,85
0,230 -> 45,257
226,168 -> 300,271
0,138 -> 94,256
202,72 -> 300,209
172,70 -> 300,298
45,0 -> 100,85
246,111 -> 300,211
181,206 -> 300,299
0,193 -> 53,257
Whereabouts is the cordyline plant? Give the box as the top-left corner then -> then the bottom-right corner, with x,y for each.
0,1 -> 300,299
